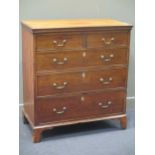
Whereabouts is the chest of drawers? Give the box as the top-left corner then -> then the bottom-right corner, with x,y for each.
21,19 -> 132,143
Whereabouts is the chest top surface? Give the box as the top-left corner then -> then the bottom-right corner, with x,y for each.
21,19 -> 132,30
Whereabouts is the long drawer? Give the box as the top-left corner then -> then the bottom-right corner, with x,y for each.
35,90 -> 125,125
36,48 -> 128,71
37,68 -> 127,96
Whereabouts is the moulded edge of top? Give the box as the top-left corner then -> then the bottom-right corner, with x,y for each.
21,19 -> 133,33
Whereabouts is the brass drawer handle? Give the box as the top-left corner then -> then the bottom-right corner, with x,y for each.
52,81 -> 68,89
98,101 -> 112,109
53,57 -> 68,65
53,107 -> 67,114
53,39 -> 67,47
101,37 -> 115,45
100,54 -> 114,62
99,77 -> 113,85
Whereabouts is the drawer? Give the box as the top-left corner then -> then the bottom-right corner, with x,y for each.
36,48 -> 128,71
87,31 -> 129,48
36,50 -> 83,71
37,68 -> 127,96
35,90 -> 125,125
36,33 -> 83,51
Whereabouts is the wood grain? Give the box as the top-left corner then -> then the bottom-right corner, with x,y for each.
22,26 -> 35,124
36,48 -> 128,71
87,31 -> 129,48
35,90 -> 125,125
36,33 -> 84,51
21,19 -> 132,143
36,68 -> 127,96
22,19 -> 132,30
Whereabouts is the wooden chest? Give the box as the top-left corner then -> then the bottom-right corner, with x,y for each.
21,19 -> 132,143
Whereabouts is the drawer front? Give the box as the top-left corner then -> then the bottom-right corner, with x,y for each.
36,95 -> 81,125
36,34 -> 83,51
87,31 -> 129,48
36,48 -> 128,71
37,68 -> 127,96
80,90 -> 125,117
82,68 -> 127,91
37,72 -> 82,96
84,48 -> 128,67
35,91 -> 125,125
36,51 -> 83,71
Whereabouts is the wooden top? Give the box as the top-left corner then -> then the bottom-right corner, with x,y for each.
22,19 -> 132,30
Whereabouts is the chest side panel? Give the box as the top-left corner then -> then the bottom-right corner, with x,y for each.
22,26 -> 35,124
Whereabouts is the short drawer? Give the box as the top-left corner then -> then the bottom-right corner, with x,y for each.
36,33 -> 83,51
36,50 -> 83,71
36,48 -> 128,71
37,68 -> 127,96
35,90 -> 125,125
87,31 -> 129,48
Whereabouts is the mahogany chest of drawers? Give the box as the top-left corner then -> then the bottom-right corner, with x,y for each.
21,19 -> 132,143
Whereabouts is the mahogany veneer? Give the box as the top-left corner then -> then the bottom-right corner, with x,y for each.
22,19 -> 132,143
